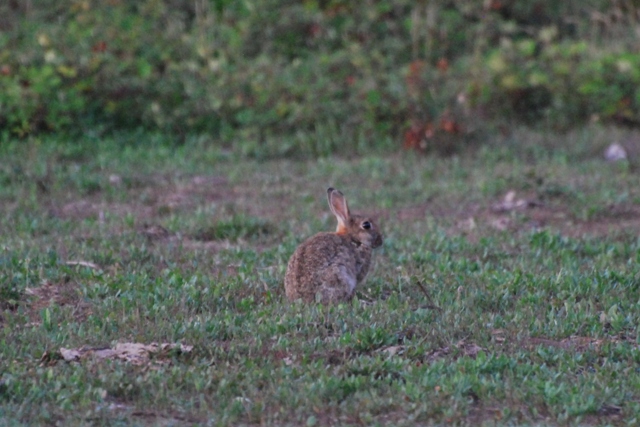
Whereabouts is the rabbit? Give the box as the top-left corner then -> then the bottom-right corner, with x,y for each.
284,187 -> 383,303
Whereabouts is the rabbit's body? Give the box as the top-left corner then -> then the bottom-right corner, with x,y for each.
284,188 -> 383,303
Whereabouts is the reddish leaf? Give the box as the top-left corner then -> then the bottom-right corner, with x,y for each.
489,0 -> 503,11
308,23 -> 322,38
92,41 -> 107,53
440,118 -> 460,134
403,125 -> 422,150
436,58 -> 449,73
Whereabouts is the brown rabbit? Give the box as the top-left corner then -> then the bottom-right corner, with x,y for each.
284,188 -> 383,303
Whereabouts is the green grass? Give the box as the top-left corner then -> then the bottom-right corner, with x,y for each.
1,126 -> 640,426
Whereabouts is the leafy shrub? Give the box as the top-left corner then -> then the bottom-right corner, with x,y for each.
482,34 -> 640,129
0,0 -> 638,155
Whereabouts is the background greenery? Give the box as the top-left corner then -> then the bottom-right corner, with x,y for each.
1,0 -> 640,155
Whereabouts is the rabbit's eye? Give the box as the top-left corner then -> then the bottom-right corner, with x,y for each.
361,221 -> 371,230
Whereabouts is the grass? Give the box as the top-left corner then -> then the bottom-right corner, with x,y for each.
1,125 -> 640,426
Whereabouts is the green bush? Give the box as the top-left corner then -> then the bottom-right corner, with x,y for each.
0,1 -> 638,154
482,34 -> 640,128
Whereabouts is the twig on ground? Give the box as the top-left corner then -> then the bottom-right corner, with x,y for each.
414,279 -> 442,311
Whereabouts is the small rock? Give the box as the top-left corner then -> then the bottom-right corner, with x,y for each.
490,217 -> 510,231
604,143 -> 627,161
493,190 -> 530,212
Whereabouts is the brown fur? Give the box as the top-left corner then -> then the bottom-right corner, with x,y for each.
284,188 -> 383,303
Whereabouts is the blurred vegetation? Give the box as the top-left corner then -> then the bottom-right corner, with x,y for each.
0,0 -> 639,155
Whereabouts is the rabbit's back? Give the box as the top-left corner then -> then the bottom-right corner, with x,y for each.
285,232 -> 366,303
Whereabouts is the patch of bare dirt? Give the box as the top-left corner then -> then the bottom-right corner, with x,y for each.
51,174 -> 235,222
24,280 -> 92,324
569,205 -> 640,238
47,174 -> 290,258
52,200 -> 155,221
397,189 -> 640,239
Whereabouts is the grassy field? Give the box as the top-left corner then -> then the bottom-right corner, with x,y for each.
1,126 -> 640,426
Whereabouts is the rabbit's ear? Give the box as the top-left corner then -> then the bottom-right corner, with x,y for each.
327,187 -> 350,233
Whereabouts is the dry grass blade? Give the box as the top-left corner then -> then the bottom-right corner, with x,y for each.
414,279 -> 442,311
65,260 -> 101,270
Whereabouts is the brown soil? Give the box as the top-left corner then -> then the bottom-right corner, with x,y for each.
24,279 -> 92,325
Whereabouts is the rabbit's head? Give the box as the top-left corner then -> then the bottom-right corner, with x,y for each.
327,187 -> 383,249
